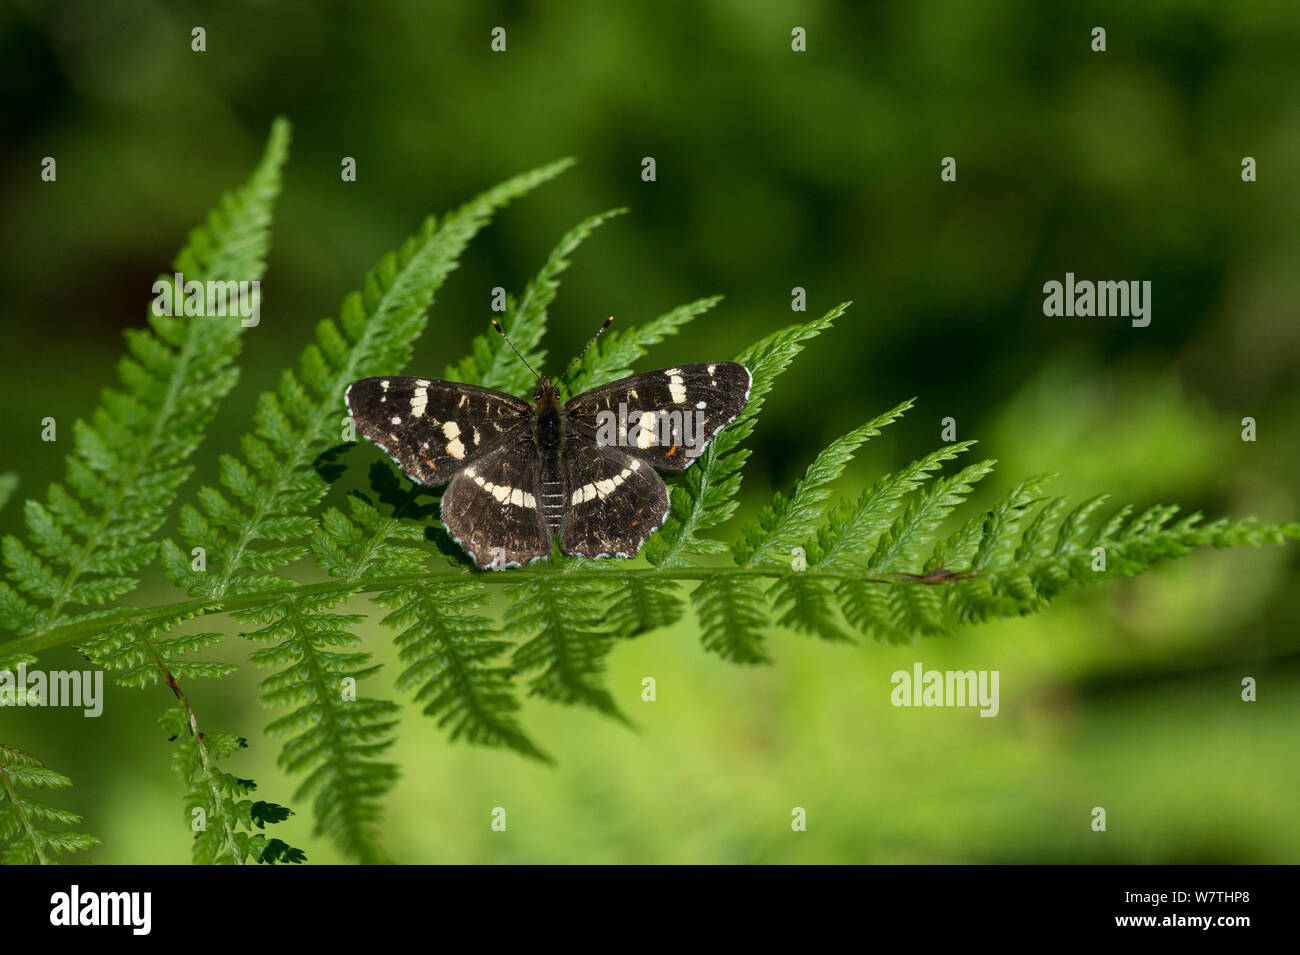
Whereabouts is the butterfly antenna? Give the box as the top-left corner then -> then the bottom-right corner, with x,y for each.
561,315 -> 614,383
491,319 -> 542,381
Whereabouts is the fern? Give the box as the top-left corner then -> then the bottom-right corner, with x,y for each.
0,744 -> 99,864
448,207 -> 624,394
1,120 -> 301,866
0,484 -> 99,864
0,118 -> 291,641
2,159 -> 1296,866
159,700 -> 304,865
507,574 -> 628,722
160,156 -> 574,861
567,295 -> 723,395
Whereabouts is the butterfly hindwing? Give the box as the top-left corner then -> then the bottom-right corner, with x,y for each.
565,361 -> 752,471
439,433 -> 552,569
345,376 -> 530,486
561,444 -> 670,559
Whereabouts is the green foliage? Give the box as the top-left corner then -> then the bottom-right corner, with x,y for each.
239,591 -> 396,864
0,744 -> 99,864
2,149 -> 1296,865
380,578 -> 546,760
448,207 -> 624,394
158,704 -> 304,865
567,295 -> 723,395
507,575 -> 627,722
167,155 -> 575,601
0,118 -> 291,639
158,153 -> 574,860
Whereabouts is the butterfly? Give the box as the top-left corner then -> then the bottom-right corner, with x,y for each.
345,317 -> 751,570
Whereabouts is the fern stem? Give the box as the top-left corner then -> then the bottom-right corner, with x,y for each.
3,567 -> 906,658
142,629 -> 242,865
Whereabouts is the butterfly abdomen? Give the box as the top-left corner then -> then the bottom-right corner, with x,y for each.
535,397 -> 567,536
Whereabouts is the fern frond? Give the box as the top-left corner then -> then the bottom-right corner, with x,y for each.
75,614 -> 301,864
867,459 -> 998,572
812,441 -> 977,571
80,612 -> 236,689
647,302 -> 849,568
378,579 -> 547,761
726,402 -> 911,651
833,459 -> 996,640
158,702 -> 304,865
601,573 -> 685,638
173,157 -> 574,601
0,475 -> 16,513
735,399 -> 913,570
506,575 -> 626,721
0,118 -> 291,638
691,573 -> 772,663
567,295 -> 723,395
0,744 -> 99,864
449,207 -> 625,393
161,163 -> 571,860
240,591 -> 399,864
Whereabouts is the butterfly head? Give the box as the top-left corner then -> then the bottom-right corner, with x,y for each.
531,378 -> 562,404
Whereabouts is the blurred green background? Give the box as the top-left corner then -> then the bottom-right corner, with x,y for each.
2,0 -> 1298,863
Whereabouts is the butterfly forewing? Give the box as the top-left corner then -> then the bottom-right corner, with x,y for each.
565,362 -> 751,471
345,376 -> 530,486
561,445 -> 670,559
439,434 -> 552,569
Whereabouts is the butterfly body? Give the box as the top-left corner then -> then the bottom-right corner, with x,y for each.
346,361 -> 750,570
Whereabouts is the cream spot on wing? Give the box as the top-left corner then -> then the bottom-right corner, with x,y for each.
583,484 -> 598,503
390,415 -> 402,425
443,421 -> 460,439
707,364 -> 716,375
380,379 -> 390,390
415,379 -> 431,387
510,488 -> 524,507
447,437 -> 466,459
410,386 -> 428,418
668,374 -> 687,405
458,394 -> 469,408
596,478 -> 616,496
466,467 -> 477,478
666,367 -> 681,375
636,411 -> 656,448
629,460 -> 640,471
492,485 -> 510,503
473,427 -> 481,445
629,389 -> 638,400
695,400 -> 707,409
